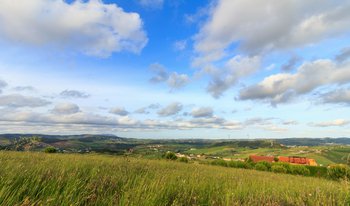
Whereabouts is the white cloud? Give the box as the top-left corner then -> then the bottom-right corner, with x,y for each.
0,0 -> 148,57
191,107 -> 213,118
60,90 -> 90,98
0,94 -> 50,108
149,63 -> 169,83
167,72 -> 190,90
157,102 -> 183,117
206,55 -> 261,98
239,59 -> 350,105
134,104 -> 160,114
52,103 -> 80,115
149,63 -> 190,90
311,119 -> 349,127
110,107 -> 129,116
321,88 -> 350,105
194,0 -> 350,65
138,0 -> 164,9
0,108 -> 243,131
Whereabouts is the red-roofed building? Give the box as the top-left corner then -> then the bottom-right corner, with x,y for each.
278,156 -> 317,166
249,155 -> 275,163
248,155 -> 318,166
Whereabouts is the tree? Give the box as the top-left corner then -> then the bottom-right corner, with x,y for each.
165,151 -> 177,160
44,147 -> 57,153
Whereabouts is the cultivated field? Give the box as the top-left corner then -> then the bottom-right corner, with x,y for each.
0,151 -> 349,205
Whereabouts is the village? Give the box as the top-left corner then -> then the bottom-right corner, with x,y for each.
175,152 -> 318,166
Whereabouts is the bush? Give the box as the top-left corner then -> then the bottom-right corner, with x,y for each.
290,165 -> 310,176
44,147 -> 57,153
305,166 -> 328,178
178,157 -> 189,163
327,164 -> 349,180
258,161 -> 272,170
164,152 -> 177,160
211,159 -> 228,167
273,162 -> 292,173
271,165 -> 287,173
228,160 -> 253,169
254,162 -> 268,171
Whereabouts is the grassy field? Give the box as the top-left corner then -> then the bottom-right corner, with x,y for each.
0,151 -> 349,205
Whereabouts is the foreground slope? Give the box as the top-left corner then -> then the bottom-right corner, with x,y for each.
0,152 -> 348,205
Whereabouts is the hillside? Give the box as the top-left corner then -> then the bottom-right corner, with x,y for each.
0,151 -> 348,205
1,134 -> 350,166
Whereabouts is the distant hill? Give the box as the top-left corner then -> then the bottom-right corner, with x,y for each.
0,133 -> 125,141
275,137 -> 350,146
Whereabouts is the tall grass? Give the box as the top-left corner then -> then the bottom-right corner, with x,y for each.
0,151 -> 349,205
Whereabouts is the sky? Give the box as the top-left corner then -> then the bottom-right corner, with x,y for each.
0,0 -> 350,139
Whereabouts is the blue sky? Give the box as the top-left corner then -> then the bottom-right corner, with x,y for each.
0,0 -> 350,138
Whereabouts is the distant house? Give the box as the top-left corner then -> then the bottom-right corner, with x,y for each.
279,156 -> 317,166
249,155 -> 317,166
249,155 -> 275,163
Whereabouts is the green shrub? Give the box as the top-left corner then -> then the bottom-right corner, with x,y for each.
178,157 -> 189,163
227,160 -> 252,169
271,165 -> 287,173
258,161 -> 272,170
164,152 -> 177,160
327,164 -> 349,180
44,147 -> 57,153
290,165 -> 310,176
273,162 -> 292,173
305,166 -> 328,178
254,162 -> 268,171
211,159 -> 228,167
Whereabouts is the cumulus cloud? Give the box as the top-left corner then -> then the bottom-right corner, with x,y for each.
244,118 -> 275,125
167,72 -> 190,90
191,107 -> 213,118
0,0 -> 148,57
194,0 -> 350,65
0,94 -> 50,108
51,103 -> 80,115
239,59 -> 350,105
206,55 -> 260,98
138,0 -> 164,9
0,108 -> 243,131
110,107 -> 129,116
60,90 -> 90,98
134,103 -> 160,114
157,102 -> 183,117
149,63 -> 169,83
149,63 -> 190,90
189,116 -> 242,130
311,119 -> 349,127
321,88 -> 350,105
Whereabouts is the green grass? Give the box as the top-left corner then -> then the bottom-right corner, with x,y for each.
0,151 -> 349,205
